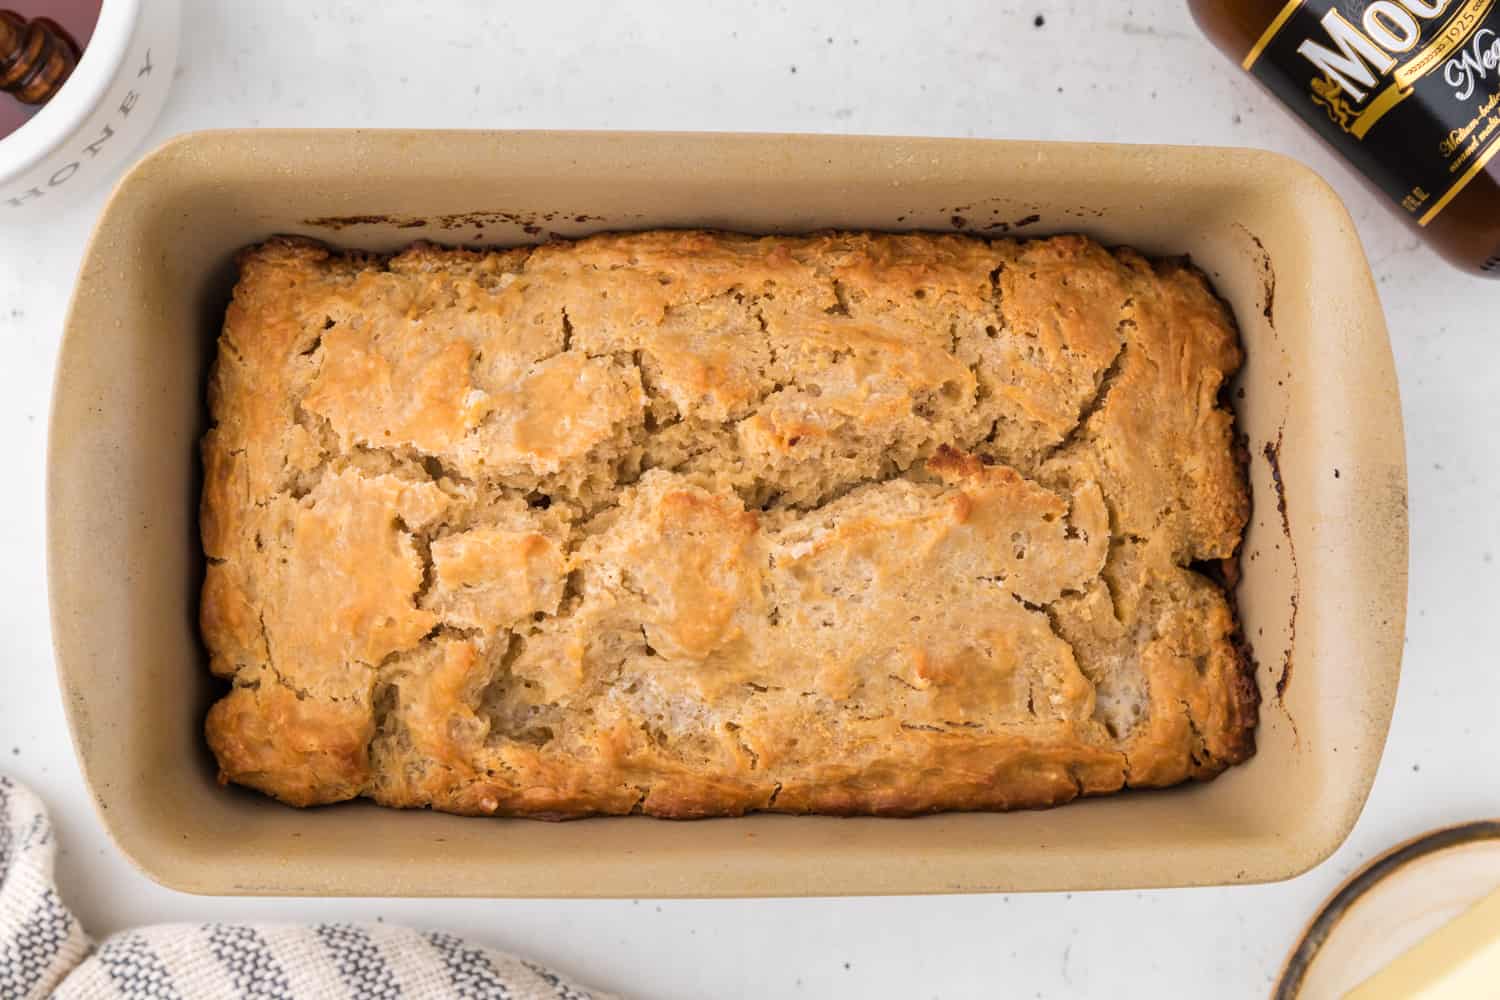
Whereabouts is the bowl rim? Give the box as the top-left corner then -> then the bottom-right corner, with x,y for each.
1273,820 -> 1500,998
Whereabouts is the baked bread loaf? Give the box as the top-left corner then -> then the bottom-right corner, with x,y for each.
201,230 -> 1255,818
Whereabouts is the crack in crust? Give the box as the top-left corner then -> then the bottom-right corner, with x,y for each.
200,230 -> 1255,818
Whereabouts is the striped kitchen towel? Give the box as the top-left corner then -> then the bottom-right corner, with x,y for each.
0,776 -> 619,999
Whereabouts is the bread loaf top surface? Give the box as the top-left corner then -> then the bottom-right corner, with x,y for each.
201,230 -> 1255,817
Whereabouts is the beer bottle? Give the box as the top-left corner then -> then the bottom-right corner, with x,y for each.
1190,0 -> 1500,277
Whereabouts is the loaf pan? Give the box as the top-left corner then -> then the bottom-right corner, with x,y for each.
48,130 -> 1407,896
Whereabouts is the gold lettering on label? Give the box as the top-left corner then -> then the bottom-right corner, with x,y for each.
1401,185 -> 1432,212
1348,0 -> 1496,137
1278,0 -> 1488,141
1422,130 -> 1500,222
1437,83 -> 1500,156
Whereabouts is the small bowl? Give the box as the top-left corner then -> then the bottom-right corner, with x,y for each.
0,0 -> 179,222
1275,821 -> 1500,998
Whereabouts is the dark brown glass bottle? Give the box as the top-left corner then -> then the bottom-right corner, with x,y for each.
1191,0 -> 1500,277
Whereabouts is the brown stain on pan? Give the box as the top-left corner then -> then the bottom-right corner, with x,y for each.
1240,226 -> 1298,711
1273,820 -> 1500,999
1247,231 -> 1276,323
300,210 -> 609,233
1265,424 -> 1299,704
301,214 -> 399,230
909,201 -> 1045,233
973,213 -> 1042,234
986,212 -> 1042,233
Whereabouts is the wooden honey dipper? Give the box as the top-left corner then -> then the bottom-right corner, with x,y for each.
0,9 -> 80,106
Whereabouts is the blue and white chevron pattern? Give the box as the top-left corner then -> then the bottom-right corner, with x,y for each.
0,776 -> 618,1000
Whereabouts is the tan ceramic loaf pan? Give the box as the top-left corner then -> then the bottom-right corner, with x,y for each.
48,130 -> 1407,897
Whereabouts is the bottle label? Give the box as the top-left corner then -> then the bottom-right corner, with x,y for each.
1245,0 -> 1500,225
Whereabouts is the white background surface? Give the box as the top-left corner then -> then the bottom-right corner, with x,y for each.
2,2 -> 1495,997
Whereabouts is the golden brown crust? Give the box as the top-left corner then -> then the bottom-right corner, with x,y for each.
202,230 -> 1254,817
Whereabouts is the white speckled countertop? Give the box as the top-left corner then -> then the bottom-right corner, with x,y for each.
3,2 -> 1494,996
